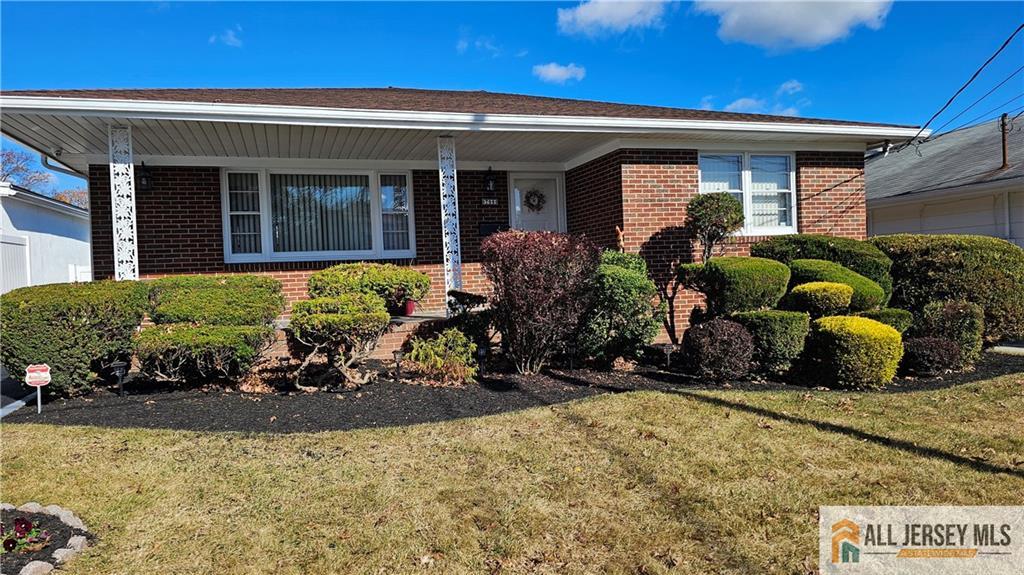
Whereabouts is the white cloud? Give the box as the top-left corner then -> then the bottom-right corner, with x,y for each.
694,0 -> 892,50
456,38 -> 469,54
776,79 -> 803,96
558,0 -> 669,36
209,24 -> 243,48
456,29 -> 502,57
724,97 -> 766,113
533,62 -> 587,84
772,105 -> 801,116
699,95 -> 715,110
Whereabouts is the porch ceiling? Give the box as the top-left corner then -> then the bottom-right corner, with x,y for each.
2,111 -> 876,173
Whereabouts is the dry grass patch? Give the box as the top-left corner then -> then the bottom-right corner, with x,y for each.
2,372 -> 1022,574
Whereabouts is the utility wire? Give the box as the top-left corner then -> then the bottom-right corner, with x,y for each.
946,93 -> 1024,133
932,64 -> 1024,133
897,22 -> 1024,151
926,102 -> 1024,145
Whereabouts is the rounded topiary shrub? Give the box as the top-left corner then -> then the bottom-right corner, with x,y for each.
685,193 -> 744,261
917,300 -> 984,368
784,282 -> 853,318
871,234 -> 1024,341
751,234 -> 893,301
578,258 -> 664,365
149,275 -> 284,326
803,316 -> 903,389
308,263 -> 431,310
690,256 -> 790,316
857,308 -> 913,333
682,318 -> 754,382
0,281 -> 149,396
135,324 -> 274,382
788,259 -> 884,312
731,310 -> 810,374
901,337 -> 961,376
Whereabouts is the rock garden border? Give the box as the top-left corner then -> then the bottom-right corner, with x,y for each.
1,502 -> 90,575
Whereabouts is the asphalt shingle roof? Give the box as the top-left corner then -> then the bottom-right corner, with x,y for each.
866,118 -> 1024,200
2,87 -> 912,128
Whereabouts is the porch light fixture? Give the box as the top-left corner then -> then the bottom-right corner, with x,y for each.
483,167 -> 497,195
136,162 -> 153,191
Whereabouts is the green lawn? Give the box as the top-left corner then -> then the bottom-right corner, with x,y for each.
3,372 -> 1022,574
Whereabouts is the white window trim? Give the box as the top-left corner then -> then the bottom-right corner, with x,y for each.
220,167 -> 416,263
697,151 -> 798,236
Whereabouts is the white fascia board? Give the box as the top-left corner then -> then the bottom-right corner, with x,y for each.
0,96 -> 927,139
0,186 -> 88,218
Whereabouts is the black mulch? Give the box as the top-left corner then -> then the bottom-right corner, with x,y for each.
1,510 -> 89,574
4,355 -> 1022,434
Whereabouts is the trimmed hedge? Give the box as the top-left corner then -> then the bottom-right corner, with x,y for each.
871,234 -> 1024,341
683,318 -> 754,382
307,263 -> 431,310
785,282 -> 853,318
857,308 -> 913,333
407,328 -> 478,386
751,234 -> 893,301
150,282 -> 284,326
289,293 -> 391,386
578,259 -> 663,365
600,250 -> 648,275
901,337 -> 961,376
148,274 -> 281,294
0,281 -> 149,396
689,256 -> 790,316
918,300 -> 984,368
788,259 -> 885,311
804,316 -> 903,389
135,324 -> 274,382
732,310 -> 810,374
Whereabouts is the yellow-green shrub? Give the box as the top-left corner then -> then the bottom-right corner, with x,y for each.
804,316 -> 903,389
307,263 -> 430,310
407,328 -> 478,386
788,259 -> 884,311
785,282 -> 853,318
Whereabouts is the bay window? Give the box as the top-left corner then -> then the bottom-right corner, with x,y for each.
221,169 -> 415,262
698,152 -> 797,235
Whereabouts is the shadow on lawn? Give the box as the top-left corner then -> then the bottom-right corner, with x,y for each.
542,369 -> 1024,479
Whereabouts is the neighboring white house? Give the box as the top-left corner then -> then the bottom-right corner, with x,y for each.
866,118 -> 1024,247
0,180 -> 91,293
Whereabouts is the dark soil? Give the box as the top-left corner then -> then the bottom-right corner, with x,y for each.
0,510 -> 88,574
4,354 -> 1021,434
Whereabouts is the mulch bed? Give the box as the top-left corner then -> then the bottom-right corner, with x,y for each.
0,510 -> 87,575
4,355 -> 1022,434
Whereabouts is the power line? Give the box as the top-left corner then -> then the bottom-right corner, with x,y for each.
897,22 -> 1024,151
932,64 -> 1024,133
946,93 -> 1024,133
926,102 -> 1024,145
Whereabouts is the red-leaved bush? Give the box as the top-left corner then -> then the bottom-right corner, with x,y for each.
481,230 -> 600,374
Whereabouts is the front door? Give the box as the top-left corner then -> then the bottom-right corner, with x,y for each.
509,173 -> 566,232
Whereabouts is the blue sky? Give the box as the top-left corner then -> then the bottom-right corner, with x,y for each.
2,1 -> 1023,193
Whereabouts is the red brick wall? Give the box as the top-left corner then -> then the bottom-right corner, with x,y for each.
795,151 -> 867,239
88,165 -> 509,314
566,149 -> 867,342
565,151 -> 624,247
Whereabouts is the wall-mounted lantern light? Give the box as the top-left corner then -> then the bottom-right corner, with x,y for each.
483,167 -> 497,195
137,162 -> 153,191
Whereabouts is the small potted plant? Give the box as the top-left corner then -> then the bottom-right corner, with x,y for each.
396,272 -> 431,317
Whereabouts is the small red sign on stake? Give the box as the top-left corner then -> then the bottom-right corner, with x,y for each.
25,364 -> 50,414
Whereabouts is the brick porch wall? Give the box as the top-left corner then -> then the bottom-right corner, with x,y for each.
87,165 -> 509,314
566,149 -> 867,343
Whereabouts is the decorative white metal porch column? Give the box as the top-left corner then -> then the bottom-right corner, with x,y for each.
108,125 -> 139,280
437,136 -> 463,302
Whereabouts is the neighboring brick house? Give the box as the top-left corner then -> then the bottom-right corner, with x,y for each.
0,88 -> 920,342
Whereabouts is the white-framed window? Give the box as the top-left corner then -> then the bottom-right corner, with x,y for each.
698,152 -> 797,235
220,168 -> 416,263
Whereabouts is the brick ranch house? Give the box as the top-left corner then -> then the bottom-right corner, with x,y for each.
0,88 -> 923,343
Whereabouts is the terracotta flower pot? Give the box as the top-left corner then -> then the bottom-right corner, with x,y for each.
401,299 -> 417,316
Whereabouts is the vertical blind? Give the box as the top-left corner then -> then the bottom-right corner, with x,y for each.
227,173 -> 262,254
699,154 -> 744,206
270,174 -> 372,253
380,174 -> 410,251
